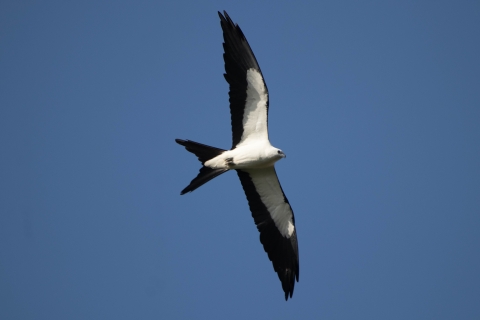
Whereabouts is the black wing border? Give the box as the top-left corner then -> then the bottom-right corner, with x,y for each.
218,11 -> 269,148
236,168 -> 299,300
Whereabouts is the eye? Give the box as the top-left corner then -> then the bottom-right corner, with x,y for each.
277,150 -> 282,154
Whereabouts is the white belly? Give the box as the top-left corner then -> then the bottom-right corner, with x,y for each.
204,141 -> 282,170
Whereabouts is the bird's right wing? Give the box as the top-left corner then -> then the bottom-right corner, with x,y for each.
218,11 -> 270,149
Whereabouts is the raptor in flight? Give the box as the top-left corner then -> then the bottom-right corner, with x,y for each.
176,11 -> 299,300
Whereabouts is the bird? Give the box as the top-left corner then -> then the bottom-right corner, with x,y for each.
175,11 -> 299,301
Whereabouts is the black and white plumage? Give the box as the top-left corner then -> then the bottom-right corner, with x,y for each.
175,11 -> 299,300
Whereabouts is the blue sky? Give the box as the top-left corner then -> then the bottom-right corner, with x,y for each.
1,1 -> 479,319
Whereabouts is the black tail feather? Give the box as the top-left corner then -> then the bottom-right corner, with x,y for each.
175,139 -> 229,194
180,166 -> 228,195
175,139 -> 226,164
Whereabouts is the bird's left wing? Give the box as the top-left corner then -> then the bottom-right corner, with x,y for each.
236,167 -> 299,300
218,11 -> 270,149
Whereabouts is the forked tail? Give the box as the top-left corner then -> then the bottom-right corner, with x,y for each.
175,139 -> 228,194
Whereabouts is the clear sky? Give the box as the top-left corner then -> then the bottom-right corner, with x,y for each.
1,1 -> 479,319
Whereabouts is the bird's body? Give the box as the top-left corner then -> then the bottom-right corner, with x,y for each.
205,141 -> 284,170
176,11 -> 299,300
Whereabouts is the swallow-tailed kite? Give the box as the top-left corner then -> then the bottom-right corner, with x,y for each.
175,11 -> 299,300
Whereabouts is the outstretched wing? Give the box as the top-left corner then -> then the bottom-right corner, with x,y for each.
218,11 -> 270,149
236,167 -> 299,300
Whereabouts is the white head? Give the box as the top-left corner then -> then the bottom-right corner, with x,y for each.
266,146 -> 286,161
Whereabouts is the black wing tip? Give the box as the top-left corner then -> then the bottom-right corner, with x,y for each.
282,268 -> 298,301
218,10 -> 230,21
218,10 -> 245,42
273,235 -> 300,301
284,287 -> 291,301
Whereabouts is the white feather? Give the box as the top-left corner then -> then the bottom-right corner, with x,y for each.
245,167 -> 295,238
236,69 -> 269,146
